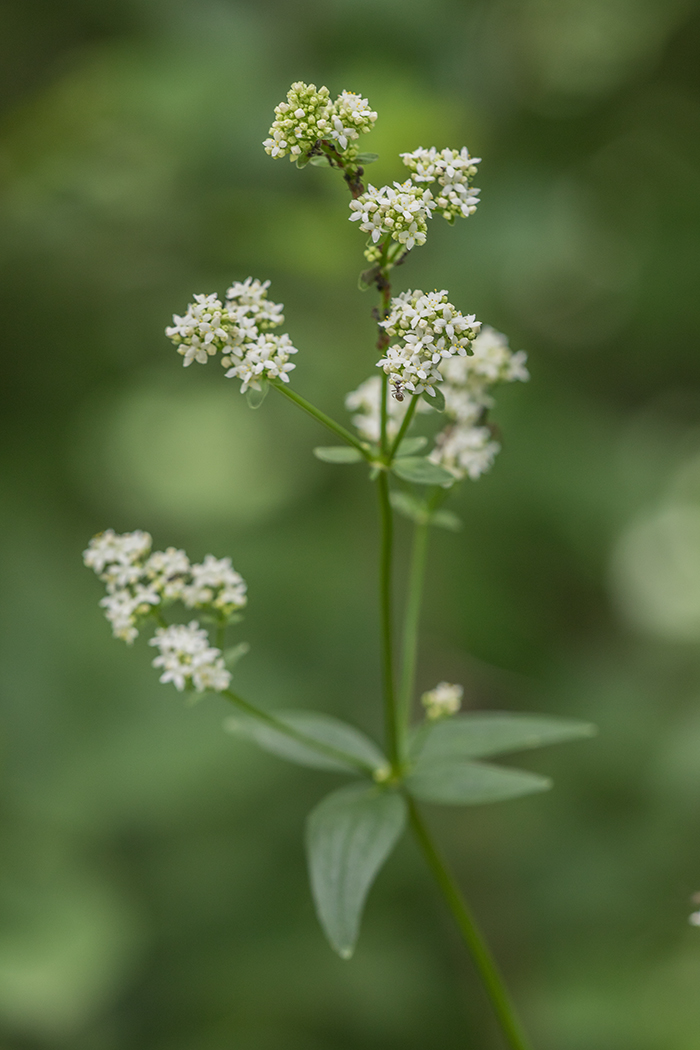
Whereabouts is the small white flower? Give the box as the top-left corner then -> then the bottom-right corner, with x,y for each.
690,911 -> 700,927
376,290 -> 481,398
224,332 -> 298,393
144,547 -> 191,600
421,682 -> 463,720
400,147 -> 481,223
182,555 -> 248,613
349,181 -> 435,250
149,621 -> 231,694
99,584 -> 160,644
225,278 -> 284,330
429,424 -> 500,481
166,293 -> 236,367
83,529 -> 152,577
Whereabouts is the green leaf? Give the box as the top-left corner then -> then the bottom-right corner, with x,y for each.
421,387 -> 445,412
306,783 -> 407,957
392,457 -> 454,486
410,712 -> 597,764
313,446 -> 363,463
355,152 -> 379,164
396,436 -> 428,457
222,641 -> 249,668
431,509 -> 463,531
389,490 -> 426,523
224,710 -> 386,773
309,154 -> 331,167
245,382 -> 269,409
406,758 -> 551,806
296,153 -> 312,169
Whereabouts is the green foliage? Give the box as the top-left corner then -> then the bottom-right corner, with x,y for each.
406,759 -> 551,805
395,436 -> 428,456
391,457 -> 453,485
224,710 -> 386,773
421,388 -> 445,412
356,153 -> 379,164
306,783 -> 407,957
410,713 -> 597,763
313,445 -> 364,463
390,490 -> 462,530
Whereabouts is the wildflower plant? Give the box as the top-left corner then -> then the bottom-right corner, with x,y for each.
84,82 -> 597,1050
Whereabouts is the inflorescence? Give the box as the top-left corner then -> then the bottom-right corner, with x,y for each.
166,278 -> 296,392
421,682 -> 463,720
84,530 -> 248,694
377,290 -> 481,399
400,147 -> 480,223
264,82 -> 377,162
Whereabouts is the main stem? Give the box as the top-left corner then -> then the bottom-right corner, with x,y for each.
398,515 -> 429,754
408,799 -> 534,1050
376,469 -> 399,768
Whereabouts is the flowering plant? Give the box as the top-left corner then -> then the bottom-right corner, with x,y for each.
84,82 -> 595,1050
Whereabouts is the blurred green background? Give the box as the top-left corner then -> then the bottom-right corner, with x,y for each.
2,0 -> 700,1047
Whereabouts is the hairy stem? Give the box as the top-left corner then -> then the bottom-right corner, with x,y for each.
271,380 -> 370,458
376,470 -> 399,768
222,689 -> 377,776
408,799 -> 534,1050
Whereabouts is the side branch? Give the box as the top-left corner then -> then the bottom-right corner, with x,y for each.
271,380 -> 371,459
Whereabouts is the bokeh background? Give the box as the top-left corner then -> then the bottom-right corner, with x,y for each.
2,1 -> 700,1047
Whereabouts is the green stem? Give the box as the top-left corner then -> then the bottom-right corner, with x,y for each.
398,515 -> 430,755
222,689 -> 377,777
271,380 -> 370,459
408,798 -> 534,1050
376,470 -> 399,767
388,394 -> 418,461
380,371 -> 389,456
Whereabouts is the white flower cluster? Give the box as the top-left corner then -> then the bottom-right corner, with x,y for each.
349,181 -> 435,252
376,290 -> 481,398
428,327 -> 529,481
344,375 -> 411,443
401,147 -> 481,223
83,530 -> 247,657
430,425 -> 500,482
165,278 -> 297,393
264,82 -> 377,160
421,682 -> 463,720
150,622 -> 230,694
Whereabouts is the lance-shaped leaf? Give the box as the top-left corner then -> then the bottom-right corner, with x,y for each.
410,712 -> 597,764
392,457 -> 454,486
306,783 -> 407,958
313,446 -> 364,463
355,152 -> 379,164
224,710 -> 385,773
395,436 -> 428,457
406,758 -> 552,806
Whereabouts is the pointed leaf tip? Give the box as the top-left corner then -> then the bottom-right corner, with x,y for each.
306,784 -> 407,957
